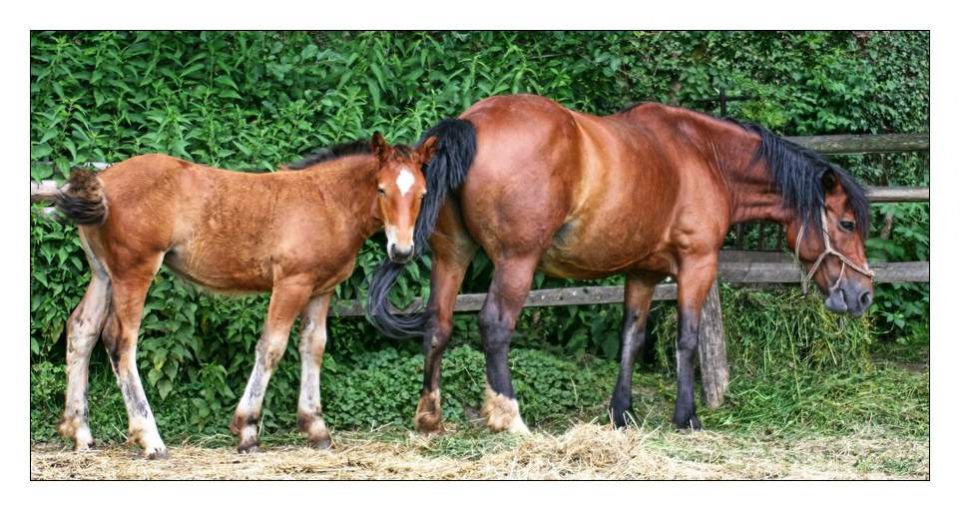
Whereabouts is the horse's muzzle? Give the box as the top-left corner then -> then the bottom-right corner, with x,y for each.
824,281 -> 873,317
388,243 -> 415,264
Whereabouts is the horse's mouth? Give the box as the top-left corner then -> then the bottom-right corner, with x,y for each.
824,287 -> 872,317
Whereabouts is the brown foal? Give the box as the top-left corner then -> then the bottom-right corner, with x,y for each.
53,133 -> 434,457
369,94 -> 874,434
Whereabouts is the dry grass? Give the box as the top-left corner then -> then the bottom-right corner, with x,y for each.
31,423 -> 928,480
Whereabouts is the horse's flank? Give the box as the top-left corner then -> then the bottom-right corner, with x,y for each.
84,152 -> 381,295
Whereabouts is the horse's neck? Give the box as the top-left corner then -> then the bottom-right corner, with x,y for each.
301,156 -> 382,236
713,131 -> 794,227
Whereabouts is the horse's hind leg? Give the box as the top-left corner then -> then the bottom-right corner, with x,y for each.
479,255 -> 539,434
609,273 -> 661,428
101,255 -> 168,459
231,277 -> 313,453
297,293 -> 332,449
58,249 -> 111,450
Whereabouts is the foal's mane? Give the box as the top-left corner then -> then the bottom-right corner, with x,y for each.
726,120 -> 870,237
285,140 -> 372,170
285,140 -> 418,170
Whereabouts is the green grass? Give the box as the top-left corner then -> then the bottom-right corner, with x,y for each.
31,346 -> 929,447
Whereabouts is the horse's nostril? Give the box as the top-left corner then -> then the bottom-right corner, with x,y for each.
859,291 -> 873,308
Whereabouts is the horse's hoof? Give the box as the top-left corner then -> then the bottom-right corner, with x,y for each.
414,414 -> 444,434
414,391 -> 444,434
73,436 -> 96,452
145,447 -> 169,460
237,441 -> 260,454
610,407 -> 634,429
60,417 -> 96,450
506,418 -> 531,435
673,414 -> 702,431
308,436 -> 333,450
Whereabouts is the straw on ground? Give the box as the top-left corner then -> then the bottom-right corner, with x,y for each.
31,423 -> 927,480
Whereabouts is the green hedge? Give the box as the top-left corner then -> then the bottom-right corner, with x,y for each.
30,31 -> 929,438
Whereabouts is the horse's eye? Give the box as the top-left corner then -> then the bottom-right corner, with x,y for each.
839,220 -> 855,232
378,188 -> 386,196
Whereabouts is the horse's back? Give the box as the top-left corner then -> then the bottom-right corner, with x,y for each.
88,154 -> 275,287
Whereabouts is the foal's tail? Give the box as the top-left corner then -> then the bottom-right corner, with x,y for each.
55,168 -> 108,225
366,118 -> 477,339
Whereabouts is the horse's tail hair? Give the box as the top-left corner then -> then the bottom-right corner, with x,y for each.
55,168 -> 108,225
366,118 -> 477,339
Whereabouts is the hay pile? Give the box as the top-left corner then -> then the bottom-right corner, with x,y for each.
31,423 -> 928,480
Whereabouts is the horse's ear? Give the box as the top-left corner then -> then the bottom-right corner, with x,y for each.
371,131 -> 389,162
821,168 -> 841,193
418,136 -> 439,165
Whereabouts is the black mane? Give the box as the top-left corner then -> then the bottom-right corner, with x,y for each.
285,140 -> 371,170
727,120 -> 871,237
285,140 -> 419,170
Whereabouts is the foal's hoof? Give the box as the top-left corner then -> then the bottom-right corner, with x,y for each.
308,435 -> 333,450
298,413 -> 333,450
237,441 -> 260,454
59,417 -> 96,451
145,447 -> 169,460
73,434 -> 96,452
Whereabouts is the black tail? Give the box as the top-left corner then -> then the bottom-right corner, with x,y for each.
366,118 -> 477,339
55,168 -> 108,225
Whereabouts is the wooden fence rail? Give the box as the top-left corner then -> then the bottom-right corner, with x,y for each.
325,260 -> 929,317
29,183 -> 930,205
787,133 -> 929,154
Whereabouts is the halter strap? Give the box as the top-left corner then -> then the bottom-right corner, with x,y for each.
794,209 -> 875,294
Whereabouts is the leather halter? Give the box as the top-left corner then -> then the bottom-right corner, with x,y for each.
794,209 -> 875,294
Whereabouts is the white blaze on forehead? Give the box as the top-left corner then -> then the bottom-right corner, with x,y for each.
396,168 -> 415,196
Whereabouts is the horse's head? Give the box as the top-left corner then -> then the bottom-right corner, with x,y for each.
786,168 -> 874,316
370,131 -> 436,264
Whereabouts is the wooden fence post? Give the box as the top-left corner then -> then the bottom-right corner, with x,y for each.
698,279 -> 728,409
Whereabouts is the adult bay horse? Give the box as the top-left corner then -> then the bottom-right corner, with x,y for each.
368,94 -> 873,434
52,133 -> 435,458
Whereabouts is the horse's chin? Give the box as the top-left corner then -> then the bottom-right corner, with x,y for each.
824,288 -> 867,317
389,253 -> 415,265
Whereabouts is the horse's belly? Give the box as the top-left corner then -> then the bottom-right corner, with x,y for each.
163,242 -> 274,293
538,217 -> 677,279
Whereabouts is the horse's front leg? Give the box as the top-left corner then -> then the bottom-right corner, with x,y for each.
231,277 -> 313,453
672,255 -> 719,431
415,228 -> 476,433
297,293 -> 332,449
609,272 -> 661,428
479,256 -> 539,434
